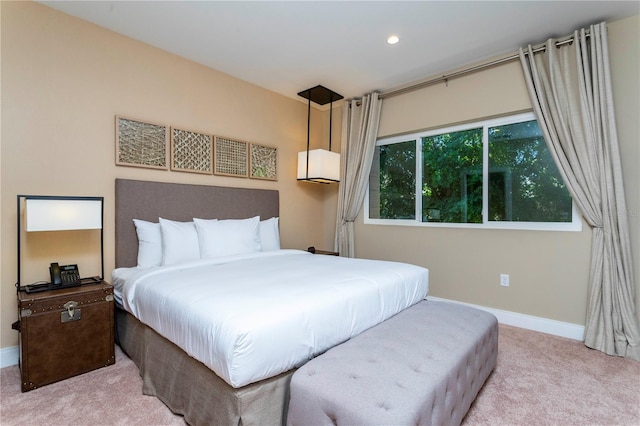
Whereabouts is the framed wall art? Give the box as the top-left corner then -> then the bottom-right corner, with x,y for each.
115,116 -> 168,170
214,136 -> 248,178
249,143 -> 278,181
170,128 -> 213,174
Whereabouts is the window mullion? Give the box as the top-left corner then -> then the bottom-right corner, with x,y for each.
415,138 -> 422,223
482,126 -> 489,224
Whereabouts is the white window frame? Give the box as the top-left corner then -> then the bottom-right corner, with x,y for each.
365,112 -> 582,231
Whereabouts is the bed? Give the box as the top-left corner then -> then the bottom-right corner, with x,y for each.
113,178 -> 429,425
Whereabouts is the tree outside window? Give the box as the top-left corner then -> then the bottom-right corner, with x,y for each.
368,113 -> 576,230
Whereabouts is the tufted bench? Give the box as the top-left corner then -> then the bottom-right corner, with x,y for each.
287,300 -> 498,426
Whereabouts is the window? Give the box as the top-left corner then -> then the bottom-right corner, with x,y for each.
367,112 -> 581,231
369,140 -> 416,220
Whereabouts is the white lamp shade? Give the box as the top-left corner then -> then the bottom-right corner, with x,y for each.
297,149 -> 340,183
26,199 -> 102,232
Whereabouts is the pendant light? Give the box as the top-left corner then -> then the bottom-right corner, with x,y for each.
297,85 -> 343,184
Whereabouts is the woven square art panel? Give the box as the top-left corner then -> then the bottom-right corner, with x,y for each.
116,116 -> 168,169
250,144 -> 278,180
214,136 -> 248,177
171,128 -> 213,174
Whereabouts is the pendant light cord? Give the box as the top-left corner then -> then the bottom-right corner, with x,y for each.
329,97 -> 333,151
306,94 -> 311,178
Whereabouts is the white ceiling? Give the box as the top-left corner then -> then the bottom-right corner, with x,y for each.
40,1 -> 639,103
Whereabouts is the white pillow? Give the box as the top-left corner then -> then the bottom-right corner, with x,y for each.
194,216 -> 261,258
159,218 -> 200,266
133,219 -> 162,268
260,217 -> 280,251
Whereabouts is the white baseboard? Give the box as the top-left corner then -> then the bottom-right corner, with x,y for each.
1,346 -> 19,368
427,296 -> 585,341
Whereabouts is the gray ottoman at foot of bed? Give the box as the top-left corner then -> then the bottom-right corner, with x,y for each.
287,300 -> 498,426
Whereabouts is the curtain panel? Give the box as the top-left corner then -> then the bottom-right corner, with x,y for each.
335,93 -> 382,257
519,22 -> 640,360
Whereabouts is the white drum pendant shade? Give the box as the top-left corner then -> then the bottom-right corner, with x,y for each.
297,149 -> 340,183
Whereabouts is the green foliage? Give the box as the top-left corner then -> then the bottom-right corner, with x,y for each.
422,128 -> 483,223
378,141 -> 415,219
372,119 -> 573,224
488,120 -> 571,222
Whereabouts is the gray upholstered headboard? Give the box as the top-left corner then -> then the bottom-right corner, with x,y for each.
115,178 -> 279,268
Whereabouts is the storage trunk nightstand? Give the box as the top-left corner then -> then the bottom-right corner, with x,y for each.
15,281 -> 115,392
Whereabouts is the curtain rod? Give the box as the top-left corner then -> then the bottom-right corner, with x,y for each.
379,29 -> 591,100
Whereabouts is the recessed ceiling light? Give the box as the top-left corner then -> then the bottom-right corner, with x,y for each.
387,35 -> 400,45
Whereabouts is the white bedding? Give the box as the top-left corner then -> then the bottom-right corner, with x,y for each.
112,249 -> 428,388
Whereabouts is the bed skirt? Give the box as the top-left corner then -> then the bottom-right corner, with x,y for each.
115,307 -> 294,426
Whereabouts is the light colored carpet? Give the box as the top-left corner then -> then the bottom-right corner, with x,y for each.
0,346 -> 184,425
464,325 -> 640,425
1,324 -> 639,425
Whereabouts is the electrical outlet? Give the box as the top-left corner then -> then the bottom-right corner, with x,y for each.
500,274 -> 510,287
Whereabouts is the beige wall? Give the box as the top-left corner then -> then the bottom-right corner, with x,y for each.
0,2 -> 332,349
2,3 -> 636,351
609,15 -> 640,317
355,15 -> 639,327
320,103 -> 342,250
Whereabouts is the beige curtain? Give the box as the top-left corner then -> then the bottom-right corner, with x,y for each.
519,22 -> 640,360
335,93 -> 382,257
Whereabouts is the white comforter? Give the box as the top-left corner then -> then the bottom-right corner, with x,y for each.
112,249 -> 428,388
